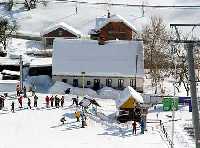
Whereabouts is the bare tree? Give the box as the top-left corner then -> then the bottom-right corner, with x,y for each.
171,43 -> 200,96
141,16 -> 170,94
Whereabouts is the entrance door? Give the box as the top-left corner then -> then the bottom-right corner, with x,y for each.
73,79 -> 78,87
93,79 -> 100,90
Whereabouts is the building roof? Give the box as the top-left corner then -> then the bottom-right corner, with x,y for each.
52,39 -> 144,77
95,14 -> 137,33
40,22 -> 82,37
115,86 -> 144,108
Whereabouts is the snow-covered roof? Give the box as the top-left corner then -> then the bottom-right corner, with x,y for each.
29,58 -> 52,67
95,14 -> 137,33
115,86 -> 144,108
52,39 -> 144,77
1,70 -> 20,76
40,22 -> 82,37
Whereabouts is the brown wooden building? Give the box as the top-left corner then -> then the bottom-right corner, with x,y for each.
90,14 -> 137,41
40,22 -> 81,48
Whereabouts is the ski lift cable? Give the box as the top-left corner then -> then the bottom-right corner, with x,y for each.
45,0 -> 200,9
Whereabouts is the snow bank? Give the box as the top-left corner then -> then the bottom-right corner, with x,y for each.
0,80 -> 19,92
48,81 -> 97,97
48,81 -> 72,94
25,75 -> 53,92
97,87 -> 120,99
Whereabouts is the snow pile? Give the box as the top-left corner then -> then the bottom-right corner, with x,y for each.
25,75 -> 53,92
48,81 -> 72,94
71,87 -> 97,97
97,87 -> 120,99
48,81 -> 97,97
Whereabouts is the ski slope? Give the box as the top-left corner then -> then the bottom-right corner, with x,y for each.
0,92 -> 169,148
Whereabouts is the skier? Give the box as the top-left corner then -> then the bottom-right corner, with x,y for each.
140,119 -> 145,134
11,101 -> 15,113
16,84 -> 21,96
23,86 -> 27,98
60,116 -> 66,124
27,98 -> 31,109
75,111 -> 81,122
81,112 -> 87,128
18,96 -> 23,108
75,96 -> 79,106
45,96 -> 50,108
55,95 -> 58,108
34,95 -> 38,107
132,121 -> 137,135
50,95 -> 54,107
0,95 -> 5,109
156,113 -> 159,119
61,96 -> 64,107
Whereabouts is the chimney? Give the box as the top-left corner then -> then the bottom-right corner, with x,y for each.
107,10 -> 110,18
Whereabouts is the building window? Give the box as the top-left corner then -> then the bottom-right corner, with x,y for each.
62,79 -> 67,83
73,79 -> 78,87
87,81 -> 91,86
58,30 -> 63,36
130,79 -> 134,87
118,79 -> 124,88
106,79 -> 112,87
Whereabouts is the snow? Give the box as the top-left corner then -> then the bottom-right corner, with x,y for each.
98,87 -> 120,99
25,75 -> 53,92
53,39 -> 144,77
0,91 -> 169,148
1,69 -> 20,76
29,58 -> 52,67
0,80 -> 19,92
95,14 -> 137,33
40,22 -> 82,37
48,81 -> 97,97
115,86 -> 144,108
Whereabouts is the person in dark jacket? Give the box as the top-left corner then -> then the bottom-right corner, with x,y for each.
50,95 -> 54,107
34,95 -> 38,107
61,96 -> 64,107
140,119 -> 145,134
27,98 -> 31,109
23,86 -> 27,98
11,101 -> 15,113
132,121 -> 137,135
60,116 -> 66,124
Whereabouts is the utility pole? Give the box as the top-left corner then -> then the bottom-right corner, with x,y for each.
186,43 -> 200,148
81,72 -> 85,97
134,55 -> 138,90
19,55 -> 23,92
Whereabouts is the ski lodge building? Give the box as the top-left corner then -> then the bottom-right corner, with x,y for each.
52,39 -> 144,92
89,14 -> 137,41
40,22 -> 81,49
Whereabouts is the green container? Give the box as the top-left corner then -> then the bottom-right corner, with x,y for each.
163,97 -> 178,111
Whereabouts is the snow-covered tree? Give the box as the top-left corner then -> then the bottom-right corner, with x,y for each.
0,17 -> 17,56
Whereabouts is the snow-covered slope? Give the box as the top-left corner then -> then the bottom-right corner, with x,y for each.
0,92 -> 170,148
1,0 -> 200,36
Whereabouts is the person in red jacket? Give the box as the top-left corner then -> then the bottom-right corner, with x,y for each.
45,96 -> 49,108
18,96 -> 23,108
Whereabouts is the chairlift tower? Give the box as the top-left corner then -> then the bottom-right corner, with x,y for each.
170,23 -> 200,148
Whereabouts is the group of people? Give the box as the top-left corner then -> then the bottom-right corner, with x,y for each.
45,95 -> 65,108
132,119 -> 145,135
